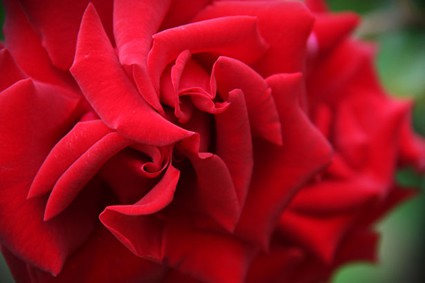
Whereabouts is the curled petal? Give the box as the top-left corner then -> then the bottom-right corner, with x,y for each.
148,16 -> 268,91
44,132 -> 131,220
212,56 -> 282,144
100,164 -> 180,260
71,4 -> 193,146
28,120 -> 112,198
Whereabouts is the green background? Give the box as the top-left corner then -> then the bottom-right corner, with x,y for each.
0,1 -> 424,282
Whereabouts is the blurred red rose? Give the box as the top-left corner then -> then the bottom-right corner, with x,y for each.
0,0 -> 424,283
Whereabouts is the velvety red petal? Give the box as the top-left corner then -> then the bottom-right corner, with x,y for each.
161,222 -> 255,283
114,0 -> 170,66
235,73 -> 332,247
3,0 -> 69,86
28,226 -> 167,283
100,164 -> 180,259
307,41 -> 370,104
194,0 -> 314,76
148,16 -> 268,91
99,146 -> 167,204
335,230 -> 380,265
214,89 -> 253,207
114,0 -> 171,113
305,0 -> 329,13
71,4 -> 193,146
28,120 -> 112,198
174,52 -> 229,114
212,56 -> 282,144
44,132 -> 131,220
246,245 -> 305,283
104,164 -> 180,216
0,79 -> 96,275
279,210 -> 357,263
313,12 -> 360,52
16,0 -> 113,70
289,178 -> 384,215
186,150 -> 240,232
0,49 -> 25,92
161,0 -> 212,29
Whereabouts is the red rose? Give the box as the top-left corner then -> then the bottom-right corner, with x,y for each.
0,1 -> 423,283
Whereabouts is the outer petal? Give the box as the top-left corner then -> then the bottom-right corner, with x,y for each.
16,0 -> 113,70
0,49 -> 26,92
279,210 -> 358,263
3,0 -> 69,86
0,79 -> 95,275
27,226 -> 168,283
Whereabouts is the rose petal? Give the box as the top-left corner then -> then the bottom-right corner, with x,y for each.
71,4 -> 193,146
235,73 -> 332,248
100,164 -> 180,260
289,178 -> 383,214
114,0 -> 171,113
104,164 -> 179,216
305,0 -> 329,13
215,89 -> 253,207
44,132 -> 131,221
247,245 -> 304,283
162,221 -> 255,283
148,16 -> 268,91
188,151 -> 240,232
212,56 -> 282,144
194,0 -> 314,76
3,0 -> 69,86
336,230 -> 379,265
16,0 -> 113,70
114,0 -> 171,67
0,79 -> 95,275
27,226 -> 168,283
0,49 -> 26,92
279,210 -> 357,263
313,12 -> 360,52
160,0 -> 212,29
28,120 -> 112,198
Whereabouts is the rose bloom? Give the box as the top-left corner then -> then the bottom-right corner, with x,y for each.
0,0 -> 424,282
